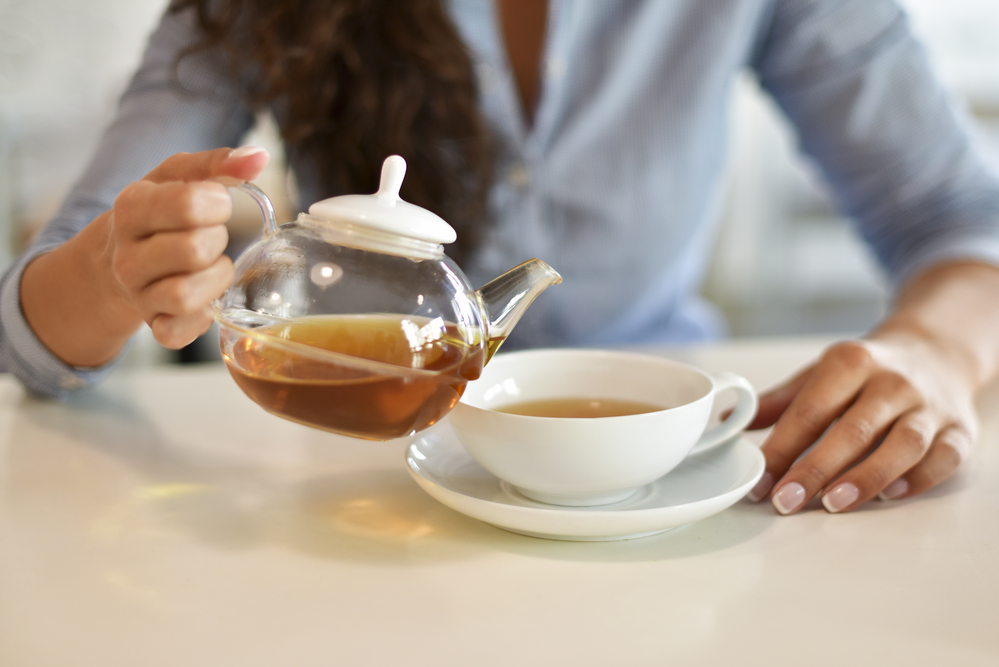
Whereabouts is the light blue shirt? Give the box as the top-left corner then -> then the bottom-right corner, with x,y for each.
4,0 -> 999,397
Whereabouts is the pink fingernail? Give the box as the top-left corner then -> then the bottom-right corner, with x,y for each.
878,478 -> 909,500
772,482 -> 806,515
228,145 -> 267,160
822,483 -> 859,513
746,472 -> 774,502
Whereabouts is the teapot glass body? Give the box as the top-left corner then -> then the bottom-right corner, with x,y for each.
215,159 -> 560,440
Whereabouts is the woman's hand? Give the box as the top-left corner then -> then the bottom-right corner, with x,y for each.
106,146 -> 269,349
746,261 -> 999,514
21,146 -> 270,367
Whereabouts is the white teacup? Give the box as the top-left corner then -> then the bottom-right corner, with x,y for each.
448,349 -> 758,506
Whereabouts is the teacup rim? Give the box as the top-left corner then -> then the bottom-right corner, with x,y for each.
458,347 -> 717,418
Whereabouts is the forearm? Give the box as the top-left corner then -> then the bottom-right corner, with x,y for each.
20,211 -> 143,368
869,260 -> 999,391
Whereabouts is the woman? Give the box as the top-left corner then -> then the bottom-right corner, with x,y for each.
2,0 -> 999,515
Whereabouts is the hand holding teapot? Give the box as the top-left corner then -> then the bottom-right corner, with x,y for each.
19,146 -> 271,369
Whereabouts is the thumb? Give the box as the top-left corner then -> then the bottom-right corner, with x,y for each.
143,146 -> 270,185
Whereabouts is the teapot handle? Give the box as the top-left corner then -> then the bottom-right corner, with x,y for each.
236,182 -> 279,236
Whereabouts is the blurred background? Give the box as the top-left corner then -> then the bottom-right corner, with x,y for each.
1,0 -> 997,367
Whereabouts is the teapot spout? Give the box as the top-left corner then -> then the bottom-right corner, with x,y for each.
475,259 -> 562,361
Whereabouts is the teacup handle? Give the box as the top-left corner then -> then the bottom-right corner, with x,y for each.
688,372 -> 758,455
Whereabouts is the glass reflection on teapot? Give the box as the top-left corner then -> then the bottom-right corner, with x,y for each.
214,156 -> 561,440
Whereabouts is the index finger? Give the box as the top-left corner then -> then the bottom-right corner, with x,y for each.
748,342 -> 873,502
143,146 -> 269,185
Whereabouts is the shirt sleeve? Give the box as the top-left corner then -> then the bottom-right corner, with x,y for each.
0,6 -> 255,398
752,0 -> 999,291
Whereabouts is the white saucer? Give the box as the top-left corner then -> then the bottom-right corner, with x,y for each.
405,425 -> 765,541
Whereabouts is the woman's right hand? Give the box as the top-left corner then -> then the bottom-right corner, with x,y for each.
20,146 -> 270,367
108,146 -> 270,349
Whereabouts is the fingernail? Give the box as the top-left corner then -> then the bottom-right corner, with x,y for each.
878,478 -> 909,500
822,483 -> 859,513
746,472 -> 774,502
772,482 -> 806,515
228,145 -> 267,160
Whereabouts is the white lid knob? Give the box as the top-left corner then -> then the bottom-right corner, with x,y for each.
307,156 -> 457,245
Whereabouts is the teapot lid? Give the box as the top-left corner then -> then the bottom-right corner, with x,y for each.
307,156 -> 457,245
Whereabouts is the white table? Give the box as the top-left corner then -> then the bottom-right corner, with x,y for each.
2,337 -> 998,666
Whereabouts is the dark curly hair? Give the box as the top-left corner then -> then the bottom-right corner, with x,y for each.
169,0 -> 494,265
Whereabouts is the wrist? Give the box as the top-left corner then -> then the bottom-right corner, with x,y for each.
21,212 -> 144,367
868,261 -> 999,391
867,316 -> 981,389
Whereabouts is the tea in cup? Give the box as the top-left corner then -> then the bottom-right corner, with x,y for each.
447,349 -> 758,506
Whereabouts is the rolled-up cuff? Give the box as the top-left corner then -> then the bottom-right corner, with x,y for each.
889,226 -> 999,293
0,247 -> 124,399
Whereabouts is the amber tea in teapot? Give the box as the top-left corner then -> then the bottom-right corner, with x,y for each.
221,315 -> 486,440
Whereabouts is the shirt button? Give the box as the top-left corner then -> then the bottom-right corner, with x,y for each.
476,63 -> 497,94
547,57 -> 567,78
59,375 -> 87,390
507,165 -> 530,187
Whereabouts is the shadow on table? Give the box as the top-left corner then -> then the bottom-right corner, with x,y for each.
474,499 -> 777,562
290,467 -> 782,564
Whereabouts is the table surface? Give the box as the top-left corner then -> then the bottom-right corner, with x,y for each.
2,336 -> 998,667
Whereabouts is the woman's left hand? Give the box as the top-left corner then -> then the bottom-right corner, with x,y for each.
745,261 -> 999,514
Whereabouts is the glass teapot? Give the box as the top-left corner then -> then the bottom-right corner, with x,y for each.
215,155 -> 561,441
